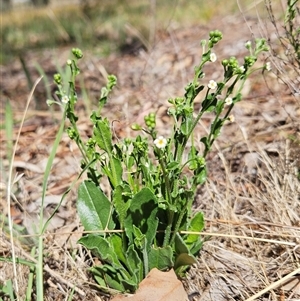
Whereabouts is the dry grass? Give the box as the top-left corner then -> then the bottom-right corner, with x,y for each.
1,1 -> 300,300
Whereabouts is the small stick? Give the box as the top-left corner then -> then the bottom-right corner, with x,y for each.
244,267 -> 300,301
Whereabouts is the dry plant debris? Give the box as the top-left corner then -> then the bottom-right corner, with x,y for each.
1,10 -> 300,301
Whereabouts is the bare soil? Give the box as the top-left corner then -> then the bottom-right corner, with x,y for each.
1,11 -> 300,301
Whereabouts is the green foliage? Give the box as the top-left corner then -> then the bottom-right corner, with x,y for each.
0,279 -> 15,301
49,31 -> 269,293
284,0 -> 300,65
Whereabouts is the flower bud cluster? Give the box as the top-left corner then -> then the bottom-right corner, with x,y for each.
244,55 -> 257,68
208,30 -> 223,48
133,139 -> 148,153
72,48 -> 83,59
53,73 -> 62,85
67,127 -> 78,140
144,113 -> 156,130
222,56 -> 246,76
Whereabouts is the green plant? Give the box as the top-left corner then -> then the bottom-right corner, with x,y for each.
283,0 -> 300,66
0,75 -> 81,300
265,0 -> 300,93
50,33 -> 269,293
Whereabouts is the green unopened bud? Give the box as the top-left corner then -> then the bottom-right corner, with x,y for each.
124,138 -> 132,145
253,38 -> 269,55
72,48 -> 83,59
131,123 -> 142,131
67,127 -> 78,140
86,138 -> 96,148
222,59 -> 229,66
53,73 -> 62,85
244,55 -> 257,67
209,30 -> 222,41
197,156 -> 206,166
46,99 -> 55,106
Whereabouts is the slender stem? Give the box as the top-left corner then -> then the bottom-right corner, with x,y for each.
163,211 -> 174,247
37,105 -> 66,299
169,200 -> 190,245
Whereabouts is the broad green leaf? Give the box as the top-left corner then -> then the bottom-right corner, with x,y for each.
200,136 -> 209,150
93,274 -> 110,292
174,233 -> 189,254
102,155 -> 123,188
174,253 -> 197,271
124,188 -> 158,251
133,226 -> 146,249
78,235 -> 122,269
171,178 -> 179,198
110,156 -> 123,187
113,184 -> 131,229
234,92 -> 242,103
92,265 -> 125,292
133,225 -> 149,275
212,119 -> 224,139
190,239 -> 204,256
121,278 -> 138,292
216,100 -> 224,114
167,161 -> 180,171
188,146 -> 198,170
126,245 -> 143,283
109,235 -> 126,264
148,246 -> 173,271
77,180 -> 114,231
180,116 -> 193,135
186,211 -> 205,244
193,167 -> 207,185
93,118 -> 112,152
184,82 -> 196,102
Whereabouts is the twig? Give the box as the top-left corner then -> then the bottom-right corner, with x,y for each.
14,245 -> 86,297
244,267 -> 300,301
7,76 -> 42,297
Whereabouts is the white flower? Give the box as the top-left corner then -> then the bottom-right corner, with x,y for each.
61,95 -> 69,104
239,65 -> 245,73
245,41 -> 252,49
154,136 -> 167,149
228,115 -> 235,122
225,97 -> 233,106
67,59 -> 72,66
207,80 -> 217,90
210,53 -> 217,62
265,62 -> 271,71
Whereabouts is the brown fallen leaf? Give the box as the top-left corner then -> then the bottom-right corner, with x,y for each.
111,268 -> 189,301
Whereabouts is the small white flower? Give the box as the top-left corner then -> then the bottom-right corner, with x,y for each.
61,95 -> 69,104
225,97 -> 233,106
154,136 -> 167,149
265,62 -> 272,71
210,53 -> 217,62
245,41 -> 252,49
67,59 -> 72,66
228,115 -> 235,122
207,80 -> 217,90
239,65 -> 245,73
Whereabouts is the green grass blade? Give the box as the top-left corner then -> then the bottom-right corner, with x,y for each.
36,108 -> 66,299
